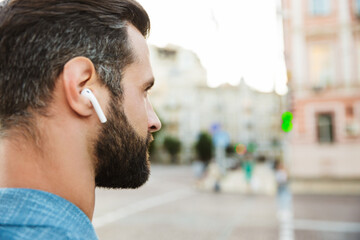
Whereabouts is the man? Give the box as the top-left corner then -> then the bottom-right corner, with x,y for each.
0,0 -> 161,239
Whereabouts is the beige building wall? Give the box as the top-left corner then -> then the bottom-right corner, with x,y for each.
150,45 -> 284,163
149,45 -> 207,162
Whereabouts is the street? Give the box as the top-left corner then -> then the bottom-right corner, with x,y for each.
93,165 -> 360,240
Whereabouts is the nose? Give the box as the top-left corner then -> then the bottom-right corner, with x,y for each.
147,99 -> 161,133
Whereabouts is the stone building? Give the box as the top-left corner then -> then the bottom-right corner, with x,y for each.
282,0 -> 360,182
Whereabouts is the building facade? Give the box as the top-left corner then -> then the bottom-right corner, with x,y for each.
149,45 -> 284,163
282,0 -> 360,179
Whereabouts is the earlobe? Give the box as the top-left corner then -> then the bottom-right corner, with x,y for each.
62,57 -> 98,118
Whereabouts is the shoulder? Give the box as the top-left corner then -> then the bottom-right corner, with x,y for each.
0,226 -> 71,240
0,188 -> 98,240
0,225 -> 98,240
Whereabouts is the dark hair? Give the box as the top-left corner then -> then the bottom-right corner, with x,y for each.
0,0 -> 150,135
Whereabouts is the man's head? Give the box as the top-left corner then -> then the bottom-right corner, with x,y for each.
0,0 -> 161,189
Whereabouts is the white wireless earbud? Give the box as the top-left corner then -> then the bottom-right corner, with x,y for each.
81,88 -> 107,123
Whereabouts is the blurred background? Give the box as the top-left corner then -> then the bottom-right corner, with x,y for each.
90,0 -> 360,239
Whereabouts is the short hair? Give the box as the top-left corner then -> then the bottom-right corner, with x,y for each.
0,0 -> 150,135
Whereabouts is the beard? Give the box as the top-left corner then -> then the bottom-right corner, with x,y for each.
93,95 -> 152,189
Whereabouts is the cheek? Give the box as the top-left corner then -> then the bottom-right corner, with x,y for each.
123,95 -> 148,137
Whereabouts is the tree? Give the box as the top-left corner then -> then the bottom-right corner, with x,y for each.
226,143 -> 235,157
163,136 -> 181,164
149,130 -> 160,155
195,132 -> 213,164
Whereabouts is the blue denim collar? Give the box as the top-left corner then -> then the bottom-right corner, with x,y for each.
0,188 -> 97,238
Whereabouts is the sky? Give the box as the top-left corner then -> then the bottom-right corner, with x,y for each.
137,0 -> 288,95
0,0 -> 288,95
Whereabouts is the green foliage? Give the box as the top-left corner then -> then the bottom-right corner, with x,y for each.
149,130 -> 160,155
163,136 -> 181,157
195,132 -> 213,163
148,113 -> 165,156
226,143 -> 235,156
247,142 -> 257,153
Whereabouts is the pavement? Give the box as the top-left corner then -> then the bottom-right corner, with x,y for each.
93,164 -> 360,240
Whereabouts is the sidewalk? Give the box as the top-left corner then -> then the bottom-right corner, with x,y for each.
195,162 -> 360,195
195,163 -> 277,195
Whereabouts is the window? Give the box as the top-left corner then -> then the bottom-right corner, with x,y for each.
346,105 -> 354,118
308,43 -> 335,87
157,48 -> 177,60
309,0 -> 331,16
317,113 -> 334,143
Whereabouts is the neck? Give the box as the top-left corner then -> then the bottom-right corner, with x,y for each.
0,122 -> 96,220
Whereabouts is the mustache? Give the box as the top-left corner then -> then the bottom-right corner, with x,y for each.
146,133 -> 154,146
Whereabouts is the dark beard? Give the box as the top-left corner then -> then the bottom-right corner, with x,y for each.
94,95 -> 151,189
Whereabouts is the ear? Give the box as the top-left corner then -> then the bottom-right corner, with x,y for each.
62,57 -> 98,118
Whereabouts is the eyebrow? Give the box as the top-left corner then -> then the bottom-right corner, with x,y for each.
144,77 -> 155,90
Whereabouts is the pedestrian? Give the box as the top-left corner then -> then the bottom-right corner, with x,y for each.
274,160 -> 291,211
243,153 -> 254,193
0,0 -> 161,239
